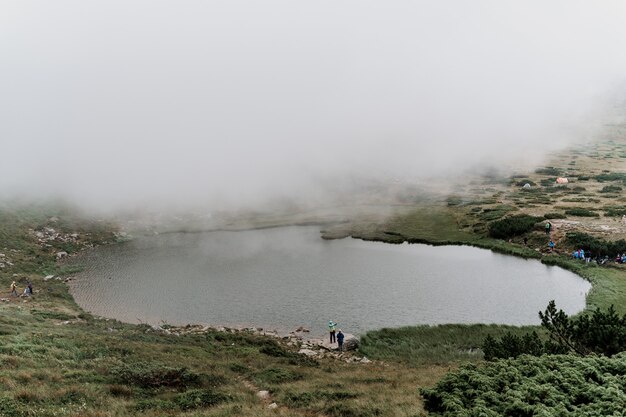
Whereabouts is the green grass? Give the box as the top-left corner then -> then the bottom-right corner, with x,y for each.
359,324 -> 543,366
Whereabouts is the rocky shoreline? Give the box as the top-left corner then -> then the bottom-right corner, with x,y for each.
149,323 -> 372,364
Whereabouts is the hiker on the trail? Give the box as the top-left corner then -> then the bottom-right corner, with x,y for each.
523,237 -> 528,246
585,251 -> 592,264
548,240 -> 555,252
337,329 -> 345,352
545,222 -> 552,235
328,320 -> 337,344
10,281 -> 17,297
27,282 -> 33,295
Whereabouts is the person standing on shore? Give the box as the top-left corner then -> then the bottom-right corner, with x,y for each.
10,281 -> 17,297
545,222 -> 552,235
328,320 -> 337,344
337,329 -> 345,352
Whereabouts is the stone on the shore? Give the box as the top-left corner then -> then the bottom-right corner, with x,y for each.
56,251 -> 68,259
298,348 -> 317,357
267,402 -> 278,409
343,334 -> 360,351
256,390 -> 270,400
44,275 -> 54,281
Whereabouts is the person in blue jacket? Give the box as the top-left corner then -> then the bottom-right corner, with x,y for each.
337,329 -> 345,352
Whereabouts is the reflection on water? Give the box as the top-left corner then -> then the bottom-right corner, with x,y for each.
70,226 -> 590,335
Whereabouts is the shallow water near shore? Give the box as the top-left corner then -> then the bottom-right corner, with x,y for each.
70,226 -> 590,336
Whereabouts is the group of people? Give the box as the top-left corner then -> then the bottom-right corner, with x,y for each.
10,281 -> 33,297
328,320 -> 345,351
571,248 -> 592,263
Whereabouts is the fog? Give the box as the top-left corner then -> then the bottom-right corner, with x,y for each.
2,1 -> 626,213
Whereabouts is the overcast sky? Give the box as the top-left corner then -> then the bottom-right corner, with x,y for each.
2,1 -> 626,211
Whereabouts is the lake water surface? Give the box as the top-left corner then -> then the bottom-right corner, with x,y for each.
70,226 -> 590,335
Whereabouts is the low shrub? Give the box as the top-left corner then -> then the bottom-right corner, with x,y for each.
109,384 -> 133,398
420,353 -> 626,416
110,362 -> 200,388
488,214 -> 542,239
604,206 -> 626,217
595,172 -> 626,184
174,389 -> 229,410
564,208 -> 599,217
0,397 -> 21,417
564,232 -> 626,257
513,179 -> 536,186
600,185 -> 623,193
544,212 -> 566,219
535,167 -> 561,176
255,367 -> 301,384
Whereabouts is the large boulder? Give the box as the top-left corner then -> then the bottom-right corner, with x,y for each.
342,334 -> 360,351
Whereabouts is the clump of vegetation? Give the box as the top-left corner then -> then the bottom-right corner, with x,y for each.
488,214 -> 542,239
564,207 -> 599,217
564,232 -> 626,257
445,195 -> 464,206
600,185 -> 623,193
255,367 -> 302,384
420,353 -> 626,417
476,205 -> 516,221
539,178 -> 557,186
535,166 -> 561,176
604,206 -> 626,217
109,362 -> 201,388
513,179 -> 536,187
544,212 -> 566,219
595,172 -> 626,184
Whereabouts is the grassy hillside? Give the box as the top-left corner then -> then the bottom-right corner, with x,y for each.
1,128 -> 625,415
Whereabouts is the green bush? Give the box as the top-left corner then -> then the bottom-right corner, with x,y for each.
595,172 -> 626,184
256,367 -> 301,384
420,353 -> 626,416
600,185 -> 623,193
174,389 -> 229,410
535,167 -> 561,176
110,362 -> 200,388
488,215 -> 542,239
565,232 -> 626,257
544,212 -> 566,219
564,208 -> 599,217
513,179 -> 536,186
0,397 -> 22,417
604,206 -> 626,217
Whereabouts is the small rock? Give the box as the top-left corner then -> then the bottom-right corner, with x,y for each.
267,402 -> 278,409
360,357 -> 371,364
256,390 -> 270,400
44,275 -> 55,281
298,348 -> 317,357
56,251 -> 68,259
